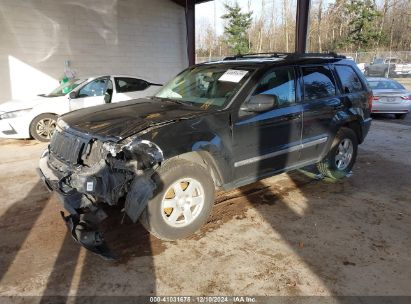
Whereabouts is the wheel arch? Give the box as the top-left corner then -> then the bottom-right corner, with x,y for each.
340,119 -> 363,144
29,112 -> 59,138
164,151 -> 226,189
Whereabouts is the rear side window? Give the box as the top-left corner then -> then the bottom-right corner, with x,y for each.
302,66 -> 336,100
115,77 -> 149,93
335,65 -> 363,93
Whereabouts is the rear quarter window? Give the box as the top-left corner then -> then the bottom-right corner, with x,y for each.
301,66 -> 336,100
335,65 -> 364,93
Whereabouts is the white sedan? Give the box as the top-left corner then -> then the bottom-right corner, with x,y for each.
0,75 -> 162,141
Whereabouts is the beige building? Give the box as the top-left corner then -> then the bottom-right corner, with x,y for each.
0,0 -> 204,103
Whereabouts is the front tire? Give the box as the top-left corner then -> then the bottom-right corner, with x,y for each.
317,128 -> 358,180
30,113 -> 58,142
140,159 -> 215,240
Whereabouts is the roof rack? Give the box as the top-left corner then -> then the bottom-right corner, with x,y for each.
223,52 -> 346,61
223,52 -> 290,60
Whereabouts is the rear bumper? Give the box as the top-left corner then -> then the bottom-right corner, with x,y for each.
393,70 -> 411,76
360,118 -> 372,143
372,100 -> 411,113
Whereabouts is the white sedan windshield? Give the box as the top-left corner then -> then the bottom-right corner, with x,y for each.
47,79 -> 86,97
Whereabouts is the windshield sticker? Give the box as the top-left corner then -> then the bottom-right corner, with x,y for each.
219,69 -> 248,83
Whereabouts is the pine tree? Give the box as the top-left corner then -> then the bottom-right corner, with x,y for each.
221,2 -> 253,55
341,0 -> 384,51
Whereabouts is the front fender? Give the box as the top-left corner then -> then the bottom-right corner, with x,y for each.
137,112 -> 233,186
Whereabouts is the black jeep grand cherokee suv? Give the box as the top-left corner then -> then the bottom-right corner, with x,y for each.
38,53 -> 372,258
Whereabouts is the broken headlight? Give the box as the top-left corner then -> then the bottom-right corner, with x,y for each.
102,141 -> 122,157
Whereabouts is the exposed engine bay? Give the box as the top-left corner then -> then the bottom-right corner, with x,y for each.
38,124 -> 163,259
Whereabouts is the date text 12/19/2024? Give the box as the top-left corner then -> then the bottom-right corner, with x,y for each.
149,296 -> 257,303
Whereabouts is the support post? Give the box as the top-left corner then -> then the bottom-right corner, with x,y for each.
295,0 -> 311,53
186,0 -> 195,66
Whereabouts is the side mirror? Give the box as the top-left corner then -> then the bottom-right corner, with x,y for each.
69,91 -> 77,99
241,94 -> 278,112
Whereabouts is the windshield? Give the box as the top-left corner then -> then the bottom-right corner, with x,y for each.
368,80 -> 405,90
47,78 -> 86,97
155,65 -> 254,109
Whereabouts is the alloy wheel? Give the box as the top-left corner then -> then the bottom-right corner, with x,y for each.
161,178 -> 205,228
335,138 -> 353,170
35,118 -> 57,140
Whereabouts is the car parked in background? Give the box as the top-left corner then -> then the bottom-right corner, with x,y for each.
393,62 -> 411,77
0,75 -> 162,141
365,57 -> 407,78
367,77 -> 411,119
38,52 -> 372,259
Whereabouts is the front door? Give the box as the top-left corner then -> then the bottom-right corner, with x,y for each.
232,67 -> 302,182
70,77 -> 110,111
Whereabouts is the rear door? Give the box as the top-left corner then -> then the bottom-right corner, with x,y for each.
232,67 -> 302,181
299,65 -> 341,164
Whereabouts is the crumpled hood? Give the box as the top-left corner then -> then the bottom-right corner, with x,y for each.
60,98 -> 206,141
0,96 -> 51,113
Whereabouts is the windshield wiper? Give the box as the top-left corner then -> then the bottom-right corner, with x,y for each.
152,96 -> 191,106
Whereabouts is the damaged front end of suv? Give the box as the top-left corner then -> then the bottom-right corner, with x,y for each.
38,119 -> 164,260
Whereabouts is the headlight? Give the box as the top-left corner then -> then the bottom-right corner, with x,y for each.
0,108 -> 32,120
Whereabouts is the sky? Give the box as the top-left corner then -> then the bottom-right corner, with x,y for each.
195,0 -> 336,36
196,0 -> 267,35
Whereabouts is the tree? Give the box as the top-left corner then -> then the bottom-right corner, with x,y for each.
340,0 -> 383,51
221,1 -> 252,55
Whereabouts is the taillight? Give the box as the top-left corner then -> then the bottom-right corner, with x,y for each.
368,94 -> 373,110
401,96 -> 411,100
373,96 -> 380,101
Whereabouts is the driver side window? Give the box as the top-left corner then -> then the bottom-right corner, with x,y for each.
78,77 -> 109,98
253,67 -> 296,108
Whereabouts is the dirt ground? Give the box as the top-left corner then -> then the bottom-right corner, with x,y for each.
0,78 -> 410,297
0,118 -> 410,298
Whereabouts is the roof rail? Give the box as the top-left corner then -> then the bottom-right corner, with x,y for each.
223,52 -> 290,60
223,52 -> 346,61
286,52 -> 346,59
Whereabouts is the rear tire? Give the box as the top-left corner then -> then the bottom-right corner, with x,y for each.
317,128 -> 358,180
395,113 -> 407,119
29,113 -> 58,142
140,159 -> 215,240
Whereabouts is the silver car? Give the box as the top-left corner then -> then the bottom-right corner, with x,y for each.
367,77 -> 411,119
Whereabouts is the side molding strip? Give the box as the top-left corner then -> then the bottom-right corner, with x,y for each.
234,136 -> 328,168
